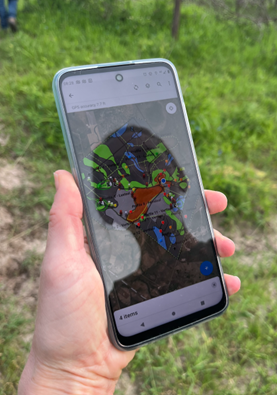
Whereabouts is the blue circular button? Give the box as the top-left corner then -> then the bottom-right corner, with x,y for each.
200,261 -> 213,276
161,178 -> 166,184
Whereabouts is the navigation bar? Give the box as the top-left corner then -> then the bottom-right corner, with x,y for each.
114,277 -> 222,337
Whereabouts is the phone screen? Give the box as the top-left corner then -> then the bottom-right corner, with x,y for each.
59,62 -> 226,346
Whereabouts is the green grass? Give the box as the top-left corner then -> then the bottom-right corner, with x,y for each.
0,0 -> 277,393
0,291 -> 32,395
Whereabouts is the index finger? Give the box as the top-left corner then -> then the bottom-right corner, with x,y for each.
204,190 -> 227,215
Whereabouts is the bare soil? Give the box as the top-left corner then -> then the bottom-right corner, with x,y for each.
0,159 -> 46,311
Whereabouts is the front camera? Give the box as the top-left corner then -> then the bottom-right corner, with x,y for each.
116,74 -> 123,82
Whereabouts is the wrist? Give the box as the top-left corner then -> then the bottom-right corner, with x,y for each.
18,349 -> 118,395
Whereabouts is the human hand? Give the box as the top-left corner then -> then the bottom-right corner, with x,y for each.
18,170 -> 240,395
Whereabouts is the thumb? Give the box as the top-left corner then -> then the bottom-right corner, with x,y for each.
46,170 -> 84,256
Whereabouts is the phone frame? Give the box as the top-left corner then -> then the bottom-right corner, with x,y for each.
53,58 -> 229,350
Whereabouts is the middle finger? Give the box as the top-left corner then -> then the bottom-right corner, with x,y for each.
214,229 -> 235,257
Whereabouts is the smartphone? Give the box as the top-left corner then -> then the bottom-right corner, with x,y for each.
53,59 -> 228,350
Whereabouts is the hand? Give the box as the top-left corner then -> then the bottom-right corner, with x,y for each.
18,171 -> 240,395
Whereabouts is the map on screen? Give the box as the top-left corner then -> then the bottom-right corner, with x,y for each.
67,99 -> 219,312
82,119 -> 189,259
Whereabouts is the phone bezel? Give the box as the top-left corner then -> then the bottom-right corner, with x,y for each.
53,59 -> 229,350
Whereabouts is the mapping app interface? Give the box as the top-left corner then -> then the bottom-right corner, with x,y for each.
61,64 -> 223,337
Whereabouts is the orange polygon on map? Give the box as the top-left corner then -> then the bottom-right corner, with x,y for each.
127,185 -> 163,222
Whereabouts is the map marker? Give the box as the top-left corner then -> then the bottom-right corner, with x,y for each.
161,221 -> 165,225
159,229 -> 162,233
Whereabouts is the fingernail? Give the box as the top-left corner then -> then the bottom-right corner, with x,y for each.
224,236 -> 236,248
230,276 -> 241,294
53,172 -> 59,190
235,276 -> 241,289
